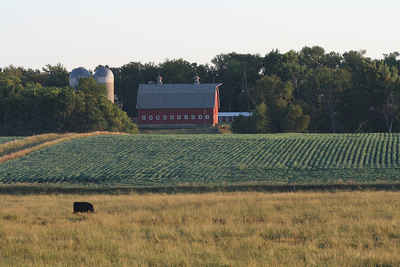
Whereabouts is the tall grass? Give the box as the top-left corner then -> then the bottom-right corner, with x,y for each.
0,192 -> 399,266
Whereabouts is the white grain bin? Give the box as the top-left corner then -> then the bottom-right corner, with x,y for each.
94,66 -> 114,103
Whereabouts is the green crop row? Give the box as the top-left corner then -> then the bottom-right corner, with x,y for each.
0,134 -> 68,158
0,137 -> 22,145
0,133 -> 399,186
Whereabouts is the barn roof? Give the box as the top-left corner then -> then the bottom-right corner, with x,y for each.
136,83 -> 221,109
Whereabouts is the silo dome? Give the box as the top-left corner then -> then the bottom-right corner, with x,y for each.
69,67 -> 91,88
94,66 -> 114,103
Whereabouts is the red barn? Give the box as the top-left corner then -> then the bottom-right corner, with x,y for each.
136,83 -> 222,127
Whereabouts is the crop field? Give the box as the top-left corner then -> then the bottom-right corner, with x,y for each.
0,133 -> 400,185
0,137 -> 22,145
1,192 -> 400,266
0,134 -> 67,158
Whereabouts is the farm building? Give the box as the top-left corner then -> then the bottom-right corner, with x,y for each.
136,79 -> 222,127
218,112 -> 253,123
69,66 -> 115,103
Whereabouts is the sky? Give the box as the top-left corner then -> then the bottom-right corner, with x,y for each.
1,0 -> 399,71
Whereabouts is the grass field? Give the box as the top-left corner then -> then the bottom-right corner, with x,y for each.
0,192 -> 399,266
0,133 -> 400,185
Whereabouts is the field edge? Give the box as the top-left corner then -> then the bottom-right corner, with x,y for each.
1,182 -> 400,195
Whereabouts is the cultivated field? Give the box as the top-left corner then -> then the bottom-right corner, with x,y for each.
0,192 -> 399,266
0,137 -> 22,145
0,133 -> 400,185
0,134 -> 66,159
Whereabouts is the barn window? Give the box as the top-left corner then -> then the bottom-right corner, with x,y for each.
149,115 -> 153,120
170,115 -> 174,120
156,115 -> 160,120
184,114 -> 189,120
191,115 -> 196,120
141,115 -> 146,121
163,115 -> 167,120
177,115 -> 182,120
198,114 -> 203,120
205,115 -> 210,120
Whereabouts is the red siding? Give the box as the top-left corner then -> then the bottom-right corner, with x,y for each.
138,108 -> 217,125
213,89 -> 219,125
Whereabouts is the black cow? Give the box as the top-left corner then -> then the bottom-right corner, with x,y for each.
73,202 -> 94,213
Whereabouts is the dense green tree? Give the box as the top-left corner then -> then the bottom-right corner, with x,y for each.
212,53 -> 263,111
281,104 -> 310,132
42,64 -> 69,87
231,116 -> 256,133
299,46 -> 325,68
251,75 -> 292,131
0,72 -> 23,97
0,74 -> 137,135
248,75 -> 310,133
340,51 -> 378,132
77,77 -> 107,96
255,102 -> 270,133
383,52 -> 400,69
159,59 -> 196,83
372,63 -> 400,132
303,67 -> 351,132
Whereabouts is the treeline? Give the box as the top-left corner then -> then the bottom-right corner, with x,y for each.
2,46 -> 400,133
111,47 -> 400,133
0,66 -> 137,135
231,48 -> 400,133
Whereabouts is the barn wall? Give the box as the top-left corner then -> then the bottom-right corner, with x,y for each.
213,90 -> 219,126
138,108 -> 215,125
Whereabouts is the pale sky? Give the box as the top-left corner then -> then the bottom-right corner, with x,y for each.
1,0 -> 399,71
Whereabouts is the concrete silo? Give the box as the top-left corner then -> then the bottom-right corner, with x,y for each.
94,66 -> 114,103
69,67 -> 91,88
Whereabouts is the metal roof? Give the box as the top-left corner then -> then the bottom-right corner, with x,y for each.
136,83 -> 221,109
218,112 -> 253,117
69,67 -> 91,88
69,67 -> 90,79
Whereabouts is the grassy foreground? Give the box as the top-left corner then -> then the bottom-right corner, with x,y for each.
1,192 -> 400,266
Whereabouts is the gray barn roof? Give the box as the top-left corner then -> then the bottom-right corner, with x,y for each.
136,84 -> 221,109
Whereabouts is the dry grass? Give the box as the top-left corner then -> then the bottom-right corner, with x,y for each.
0,192 -> 399,266
0,131 -> 127,164
0,133 -> 65,156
